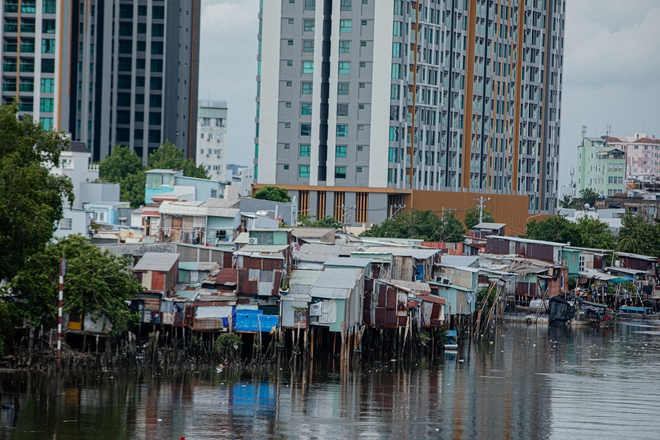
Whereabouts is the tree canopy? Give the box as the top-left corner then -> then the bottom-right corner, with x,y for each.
98,141 -> 209,207
616,212 -> 660,257
464,206 -> 495,230
525,215 -> 616,249
10,234 -> 143,335
254,186 -> 291,202
360,209 -> 465,242
297,214 -> 342,229
0,102 -> 74,281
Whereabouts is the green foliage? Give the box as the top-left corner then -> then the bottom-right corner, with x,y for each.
254,186 -> 291,202
297,214 -> 342,229
578,188 -> 600,208
525,215 -> 580,244
559,194 -> 575,209
617,212 -> 660,257
0,102 -> 74,282
99,141 -> 209,208
99,145 -> 143,183
526,215 -> 615,249
464,206 -> 495,230
360,209 -> 464,242
148,140 -> 208,179
214,333 -> 243,360
568,277 -> 577,290
10,234 -> 143,335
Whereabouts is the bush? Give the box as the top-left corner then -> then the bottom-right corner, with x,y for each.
214,333 -> 243,359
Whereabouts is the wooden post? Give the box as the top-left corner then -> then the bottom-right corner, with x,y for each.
303,329 -> 308,358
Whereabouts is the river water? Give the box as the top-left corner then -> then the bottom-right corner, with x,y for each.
1,322 -> 660,439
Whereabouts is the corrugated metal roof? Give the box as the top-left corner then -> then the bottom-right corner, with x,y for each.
325,257 -> 371,268
608,267 -> 647,275
179,261 -> 219,272
352,247 -> 439,259
440,255 -> 480,267
292,227 -> 336,238
382,279 -> 431,293
290,270 -> 322,285
617,252 -> 657,261
134,252 -> 180,271
159,200 -> 240,218
236,244 -> 289,255
293,243 -> 360,263
311,268 -> 363,299
234,232 -> 250,244
486,235 -> 568,247
474,222 -> 506,229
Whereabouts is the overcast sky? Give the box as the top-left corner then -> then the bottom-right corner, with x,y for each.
199,0 -> 660,189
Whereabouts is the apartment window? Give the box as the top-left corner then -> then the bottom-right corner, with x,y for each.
335,145 -> 347,158
151,41 -> 164,55
288,19 -> 294,24
284,165 -> 290,170
152,23 -> 164,37
148,130 -> 161,143
40,78 -> 55,93
138,23 -> 147,33
149,112 -> 161,125
118,58 -> 132,71
118,40 -> 132,54
152,5 -> 164,19
41,19 -> 56,35
149,94 -> 162,108
304,19 -> 315,32
22,1 -> 36,13
392,42 -> 401,58
337,83 -> 349,95
335,167 -> 347,179
338,62 -> 350,75
150,77 -> 162,90
41,38 -> 55,53
359,83 -> 365,88
304,0 -> 315,11
43,0 -> 56,14
19,78 -> 34,92
284,144 -> 290,149
301,103 -> 312,115
340,0 -> 352,11
357,167 -> 362,172
361,20 -> 367,25
361,41 -> 367,47
285,102 -> 291,108
299,165 -> 311,178
151,59 -> 163,72
302,61 -> 314,74
301,82 -> 313,94
40,117 -> 53,131
300,124 -> 312,136
336,125 -> 348,137
287,40 -> 293,45
303,40 -> 314,52
337,104 -> 348,116
285,123 -> 291,128
357,146 -> 363,151
41,59 -> 55,73
286,81 -> 292,87
300,144 -> 311,157
117,75 -> 131,89
340,20 -> 351,32
58,218 -> 73,230
391,63 -> 400,78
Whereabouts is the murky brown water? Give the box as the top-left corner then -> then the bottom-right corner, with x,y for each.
2,322 -> 660,439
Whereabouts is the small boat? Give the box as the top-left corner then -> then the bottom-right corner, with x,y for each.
444,330 -> 458,351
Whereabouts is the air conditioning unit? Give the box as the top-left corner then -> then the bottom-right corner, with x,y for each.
207,138 -> 210,142
206,153 -> 209,157
217,155 -> 221,158
248,237 -> 258,245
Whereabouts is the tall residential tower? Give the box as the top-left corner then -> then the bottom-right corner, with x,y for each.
1,0 -> 200,162
255,0 -> 565,226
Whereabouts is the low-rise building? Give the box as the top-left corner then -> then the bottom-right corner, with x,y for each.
144,169 -> 226,204
605,133 -> 660,181
576,137 -> 627,198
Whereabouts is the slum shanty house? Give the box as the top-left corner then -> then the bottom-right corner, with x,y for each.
351,247 -> 441,282
178,261 -> 220,284
309,268 -> 364,334
480,254 -> 567,304
291,227 -> 337,244
428,281 -> 476,317
234,242 -> 291,335
158,198 -> 241,246
562,246 -> 613,278
292,243 -> 360,270
421,242 -> 481,256
471,222 -> 507,238
486,236 -> 568,265
281,270 -> 322,331
64,311 -> 114,335
131,252 -> 180,324
613,252 -> 660,296
247,227 -> 292,246
364,279 -> 446,330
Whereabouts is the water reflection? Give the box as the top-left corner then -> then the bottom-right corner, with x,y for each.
2,322 -> 660,439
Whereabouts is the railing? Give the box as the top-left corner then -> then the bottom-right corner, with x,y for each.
198,100 -> 227,108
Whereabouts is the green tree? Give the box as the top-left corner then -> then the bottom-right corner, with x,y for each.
0,102 -> 74,282
617,213 -> 660,257
360,209 -> 448,242
573,216 -> 616,250
439,212 -> 466,243
464,206 -> 495,230
10,234 -> 142,334
120,170 -> 147,208
297,214 -> 342,229
148,140 -> 208,179
559,194 -> 575,209
525,215 -> 579,245
577,188 -> 600,208
99,145 -> 143,183
254,186 -> 291,202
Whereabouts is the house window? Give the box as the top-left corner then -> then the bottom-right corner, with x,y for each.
91,210 -> 106,223
335,145 -> 347,158
335,166 -> 347,179
59,218 -> 72,230
300,124 -> 312,136
299,165 -> 310,178
300,144 -> 311,157
303,40 -> 314,52
302,82 -> 313,94
336,125 -> 348,137
338,62 -> 350,75
304,19 -> 315,32
340,0 -> 352,11
340,20 -> 351,32
339,41 -> 351,53
301,103 -> 312,115
302,61 -> 314,74
337,83 -> 349,95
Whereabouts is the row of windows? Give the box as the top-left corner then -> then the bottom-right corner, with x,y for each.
288,0 -> 363,11
296,166 -> 358,179
2,58 -> 54,73
297,145 -> 351,158
5,0 -> 56,14
116,128 -> 161,143
286,81 -> 366,95
115,111 -> 161,125
2,77 -> 54,93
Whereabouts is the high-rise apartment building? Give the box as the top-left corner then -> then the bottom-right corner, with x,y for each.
196,100 -> 228,180
576,137 -> 626,199
255,0 -> 565,225
1,0 -> 200,163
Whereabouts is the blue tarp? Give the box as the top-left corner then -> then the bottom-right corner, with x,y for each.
235,309 -> 279,333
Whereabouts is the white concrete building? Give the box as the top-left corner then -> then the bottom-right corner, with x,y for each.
196,100 -> 228,181
606,133 -> 660,182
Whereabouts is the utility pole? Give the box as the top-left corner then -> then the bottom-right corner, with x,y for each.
389,204 -> 406,219
474,196 -> 491,224
340,205 -> 355,234
57,258 -> 66,370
